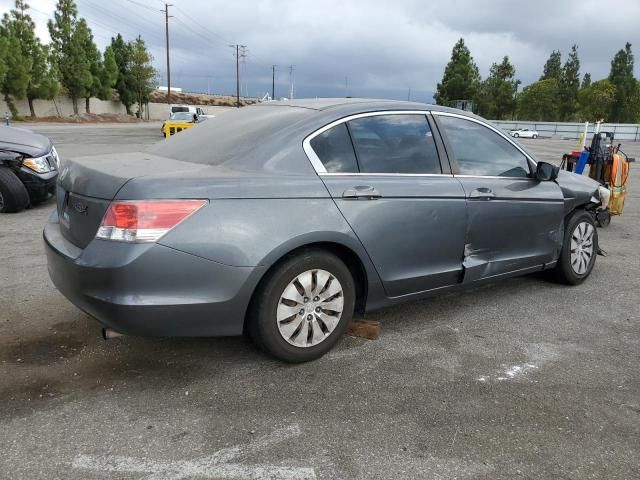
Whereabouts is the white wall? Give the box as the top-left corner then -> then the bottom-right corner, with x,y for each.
491,120 -> 640,141
0,95 -> 234,121
0,96 -> 126,118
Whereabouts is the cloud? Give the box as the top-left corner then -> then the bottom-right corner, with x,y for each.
1,0 -> 638,101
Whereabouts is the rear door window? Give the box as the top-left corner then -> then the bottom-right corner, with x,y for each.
309,123 -> 359,173
347,114 -> 441,174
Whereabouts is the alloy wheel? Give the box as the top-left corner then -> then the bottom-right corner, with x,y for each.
570,221 -> 595,275
276,269 -> 344,347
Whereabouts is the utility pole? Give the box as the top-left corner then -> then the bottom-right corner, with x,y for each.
230,44 -> 246,108
407,87 -> 411,101
272,65 -> 276,100
161,3 -> 173,104
289,65 -> 295,100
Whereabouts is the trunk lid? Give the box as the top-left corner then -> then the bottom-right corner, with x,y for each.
56,152 -> 208,248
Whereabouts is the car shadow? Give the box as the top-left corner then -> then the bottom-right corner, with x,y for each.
0,269 -> 565,421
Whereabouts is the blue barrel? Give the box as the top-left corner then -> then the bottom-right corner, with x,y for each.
575,151 -> 590,174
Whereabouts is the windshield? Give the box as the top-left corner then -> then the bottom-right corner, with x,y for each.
171,106 -> 189,113
170,112 -> 194,121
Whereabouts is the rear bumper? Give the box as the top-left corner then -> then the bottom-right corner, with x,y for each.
44,211 -> 262,337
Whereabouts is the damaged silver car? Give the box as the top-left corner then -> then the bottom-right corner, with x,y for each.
45,99 -> 607,362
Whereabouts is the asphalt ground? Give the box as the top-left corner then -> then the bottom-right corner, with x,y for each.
1,123 -> 638,480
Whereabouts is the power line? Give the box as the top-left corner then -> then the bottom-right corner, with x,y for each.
173,8 -> 232,45
80,0 -> 163,41
171,16 -> 227,50
123,0 -> 161,14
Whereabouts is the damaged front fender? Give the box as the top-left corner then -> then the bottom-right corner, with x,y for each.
555,170 -> 603,214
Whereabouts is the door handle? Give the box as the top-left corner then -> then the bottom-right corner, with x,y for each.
342,185 -> 382,200
469,187 -> 496,200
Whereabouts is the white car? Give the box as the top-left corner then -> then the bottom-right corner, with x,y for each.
170,105 -> 215,120
510,128 -> 538,139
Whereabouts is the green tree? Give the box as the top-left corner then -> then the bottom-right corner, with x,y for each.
558,44 -> 581,120
110,33 -> 136,114
27,44 -> 60,117
76,18 -> 98,113
540,50 -> 562,81
478,56 -> 520,119
2,1 -> 59,117
98,46 -> 118,99
76,25 -> 117,114
517,79 -> 560,121
0,1 -> 32,117
48,0 -> 92,114
577,79 -> 616,122
434,38 -> 481,106
581,72 -> 591,89
608,42 -> 639,122
0,37 -> 8,86
129,36 -> 156,117
0,37 -> 29,117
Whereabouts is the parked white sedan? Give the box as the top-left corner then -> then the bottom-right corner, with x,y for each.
510,128 -> 539,138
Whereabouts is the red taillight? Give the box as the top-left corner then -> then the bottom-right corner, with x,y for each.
97,199 -> 207,242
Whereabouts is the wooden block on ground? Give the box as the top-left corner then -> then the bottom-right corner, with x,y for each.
346,319 -> 381,340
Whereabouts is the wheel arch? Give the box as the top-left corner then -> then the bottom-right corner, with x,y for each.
243,238 -> 372,331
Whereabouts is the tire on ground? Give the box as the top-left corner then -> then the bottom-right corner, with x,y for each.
0,167 -> 30,213
554,209 -> 598,285
248,249 -> 355,363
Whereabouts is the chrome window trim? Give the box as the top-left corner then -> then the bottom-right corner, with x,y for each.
302,110 -> 441,175
319,172 -> 453,177
431,111 -> 538,175
454,174 -> 533,180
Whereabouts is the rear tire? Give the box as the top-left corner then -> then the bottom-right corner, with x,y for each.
554,210 -> 598,285
0,167 -> 29,213
513,132 -> 519,138
248,249 -> 355,363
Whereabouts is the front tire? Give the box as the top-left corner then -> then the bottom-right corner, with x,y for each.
555,210 -> 598,285
532,134 -> 538,139
248,249 -> 355,363
0,167 -> 30,213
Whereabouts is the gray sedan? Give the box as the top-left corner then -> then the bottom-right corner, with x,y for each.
44,99 -> 605,362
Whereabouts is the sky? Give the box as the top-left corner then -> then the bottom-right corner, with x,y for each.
1,0 -> 639,102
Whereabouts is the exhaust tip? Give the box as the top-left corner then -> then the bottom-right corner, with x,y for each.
102,328 -> 125,340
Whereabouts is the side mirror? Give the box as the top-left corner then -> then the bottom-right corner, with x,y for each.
535,161 -> 559,181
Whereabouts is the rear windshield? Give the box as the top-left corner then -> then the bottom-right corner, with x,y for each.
171,106 -> 189,113
150,106 -> 312,165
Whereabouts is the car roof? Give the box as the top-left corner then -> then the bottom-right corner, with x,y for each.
258,97 -> 474,115
151,98 -> 490,174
